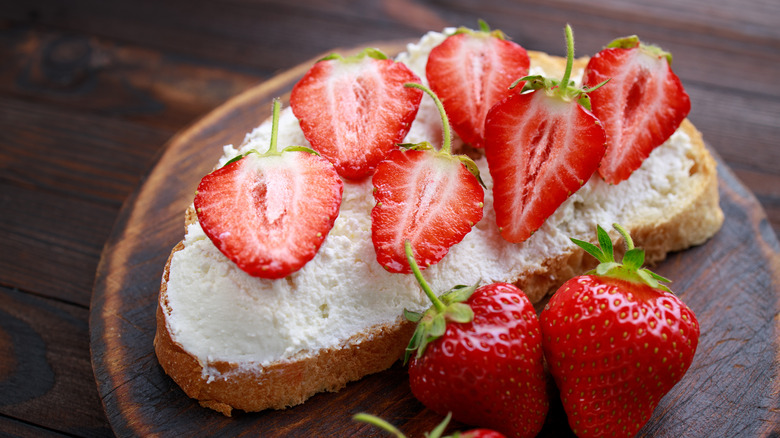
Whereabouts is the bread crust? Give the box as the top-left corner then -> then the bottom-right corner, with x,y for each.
155,243 -> 417,415
154,51 -> 723,415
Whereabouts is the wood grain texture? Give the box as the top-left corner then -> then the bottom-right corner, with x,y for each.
0,416 -> 73,438
0,24 -> 261,131
0,287 -> 113,437
90,42 -> 780,437
0,96 -> 167,306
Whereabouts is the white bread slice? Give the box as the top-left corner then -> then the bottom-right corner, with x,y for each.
154,30 -> 723,416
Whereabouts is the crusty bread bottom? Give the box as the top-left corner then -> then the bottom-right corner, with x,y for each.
155,244 -> 417,415
154,52 -> 723,416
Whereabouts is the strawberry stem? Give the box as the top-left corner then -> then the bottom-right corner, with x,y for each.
354,412 -> 456,438
404,82 -> 452,154
353,413 -> 407,438
405,240 -> 446,313
559,24 -> 575,93
403,238 -> 477,361
268,99 -> 281,155
613,223 -> 635,251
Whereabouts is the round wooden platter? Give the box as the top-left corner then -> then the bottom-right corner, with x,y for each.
90,41 -> 780,437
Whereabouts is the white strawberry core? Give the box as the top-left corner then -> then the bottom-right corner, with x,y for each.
256,161 -> 292,225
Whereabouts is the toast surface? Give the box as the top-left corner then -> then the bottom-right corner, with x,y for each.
154,41 -> 723,415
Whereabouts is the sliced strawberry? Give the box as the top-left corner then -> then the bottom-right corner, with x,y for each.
195,101 -> 343,279
484,26 -> 606,243
583,36 -> 691,184
372,147 -> 484,273
371,83 -> 484,274
290,48 -> 423,180
426,21 -> 529,149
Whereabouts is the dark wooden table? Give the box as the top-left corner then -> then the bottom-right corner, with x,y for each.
1,1 -> 778,437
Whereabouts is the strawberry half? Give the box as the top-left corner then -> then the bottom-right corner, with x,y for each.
194,100 -> 343,279
484,25 -> 607,243
540,224 -> 700,438
371,83 -> 484,273
426,20 -> 530,148
290,48 -> 423,180
583,36 -> 691,184
402,242 -> 549,438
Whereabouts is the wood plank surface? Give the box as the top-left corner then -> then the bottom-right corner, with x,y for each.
89,42 -> 780,437
0,287 -> 113,437
0,1 -> 778,436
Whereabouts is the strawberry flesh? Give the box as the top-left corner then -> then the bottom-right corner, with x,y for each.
583,44 -> 690,184
426,32 -> 529,148
194,151 -> 343,279
371,148 -> 483,273
291,54 -> 422,180
485,91 -> 606,243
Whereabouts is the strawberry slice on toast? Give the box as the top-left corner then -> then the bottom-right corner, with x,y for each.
195,100 -> 343,279
484,25 -> 607,243
583,36 -> 691,184
372,83 -> 484,274
426,21 -> 529,149
290,48 -> 423,180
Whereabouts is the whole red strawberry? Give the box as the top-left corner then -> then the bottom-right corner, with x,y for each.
540,224 -> 700,438
371,83 -> 484,274
353,412 -> 507,438
582,36 -> 691,184
290,48 -> 422,180
195,100 -> 343,279
426,20 -> 530,148
484,25 -> 607,243
402,241 -> 548,438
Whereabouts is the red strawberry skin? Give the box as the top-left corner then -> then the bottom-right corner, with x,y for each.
583,45 -> 690,184
408,283 -> 549,438
290,55 -> 422,180
194,151 -> 343,279
426,32 -> 529,148
371,148 -> 484,273
484,91 -> 606,243
540,276 -> 700,438
461,429 -> 508,438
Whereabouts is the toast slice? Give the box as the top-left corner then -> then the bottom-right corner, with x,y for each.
154,31 -> 723,416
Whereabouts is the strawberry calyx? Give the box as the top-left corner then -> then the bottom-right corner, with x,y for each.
403,240 -> 477,363
606,34 -> 674,65
511,24 -> 609,111
402,82 -> 484,186
572,223 -> 672,292
354,412 -> 485,438
317,47 -> 389,63
353,412 -> 407,438
222,99 -> 320,167
452,19 -> 508,41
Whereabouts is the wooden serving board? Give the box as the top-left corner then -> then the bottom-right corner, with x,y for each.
90,42 -> 780,437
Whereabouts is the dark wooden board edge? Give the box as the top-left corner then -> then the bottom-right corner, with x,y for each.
89,40 -> 780,438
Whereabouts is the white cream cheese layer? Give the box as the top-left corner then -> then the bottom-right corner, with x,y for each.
164,30 -> 696,379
